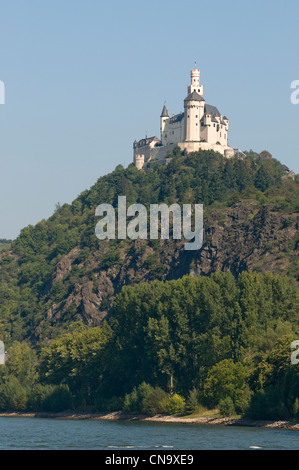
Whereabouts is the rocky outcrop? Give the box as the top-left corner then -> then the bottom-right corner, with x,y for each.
32,200 -> 298,341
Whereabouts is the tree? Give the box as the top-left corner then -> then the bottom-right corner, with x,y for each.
0,376 -> 27,411
5,341 -> 38,387
203,359 -> 250,413
39,323 -> 109,404
254,165 -> 272,192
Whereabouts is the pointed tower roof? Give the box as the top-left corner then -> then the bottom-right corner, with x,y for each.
160,104 -> 169,117
184,90 -> 205,102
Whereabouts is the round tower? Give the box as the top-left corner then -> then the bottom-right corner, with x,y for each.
160,104 -> 169,142
184,91 -> 205,142
188,69 -> 203,96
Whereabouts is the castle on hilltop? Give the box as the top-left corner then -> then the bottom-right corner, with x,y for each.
133,68 -> 235,169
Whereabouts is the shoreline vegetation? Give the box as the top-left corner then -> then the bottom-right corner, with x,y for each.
0,411 -> 299,431
0,152 -> 298,425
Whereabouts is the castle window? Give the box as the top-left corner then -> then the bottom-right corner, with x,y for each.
196,115 -> 198,118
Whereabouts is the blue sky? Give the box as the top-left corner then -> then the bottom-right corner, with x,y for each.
0,0 -> 298,239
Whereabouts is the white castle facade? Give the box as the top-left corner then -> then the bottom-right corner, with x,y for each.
133,68 -> 235,169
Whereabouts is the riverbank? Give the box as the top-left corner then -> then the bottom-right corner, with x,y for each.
1,410 -> 299,431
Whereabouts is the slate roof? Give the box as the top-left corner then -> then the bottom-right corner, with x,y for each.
161,104 -> 169,117
169,112 -> 184,124
204,104 -> 221,118
184,90 -> 205,102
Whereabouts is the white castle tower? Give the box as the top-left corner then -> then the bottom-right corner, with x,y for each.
184,69 -> 205,142
133,67 -> 234,169
187,68 -> 203,95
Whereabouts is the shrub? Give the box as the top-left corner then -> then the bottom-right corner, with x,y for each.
293,398 -> 299,419
123,382 -> 168,415
219,397 -> 236,417
166,394 -> 186,415
42,384 -> 73,412
185,388 -> 200,414
0,376 -> 27,411
141,387 -> 168,415
123,387 -> 139,412
27,383 -> 57,411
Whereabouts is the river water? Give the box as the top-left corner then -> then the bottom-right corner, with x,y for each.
0,417 -> 298,450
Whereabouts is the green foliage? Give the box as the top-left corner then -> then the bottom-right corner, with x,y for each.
0,150 -> 297,342
0,270 -> 297,418
246,336 -> 299,420
141,387 -> 168,415
218,397 -> 236,417
0,150 -> 298,417
123,382 -> 168,415
26,383 -> 73,412
41,384 -> 73,412
185,388 -> 200,414
203,359 -> 250,413
39,323 -> 109,406
5,341 -> 38,387
104,271 -> 298,397
166,393 -> 186,415
0,376 -> 28,411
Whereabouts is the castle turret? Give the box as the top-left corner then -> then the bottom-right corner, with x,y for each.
187,69 -> 203,96
184,91 -> 205,142
160,104 -> 169,140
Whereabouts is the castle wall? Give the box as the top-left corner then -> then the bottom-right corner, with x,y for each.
162,117 -> 185,146
135,141 -> 235,169
177,141 -> 234,157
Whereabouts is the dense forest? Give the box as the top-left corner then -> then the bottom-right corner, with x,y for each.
0,271 -> 298,419
0,148 -> 298,419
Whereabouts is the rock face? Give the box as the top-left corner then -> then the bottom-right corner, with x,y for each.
33,200 -> 298,341
191,202 -> 298,278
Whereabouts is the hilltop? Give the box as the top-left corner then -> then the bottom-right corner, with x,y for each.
0,148 -> 298,344
0,239 -> 12,251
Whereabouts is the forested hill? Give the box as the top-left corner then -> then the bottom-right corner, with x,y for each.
0,148 -> 298,344
0,239 -> 12,250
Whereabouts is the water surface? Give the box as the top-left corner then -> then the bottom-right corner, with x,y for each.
0,417 -> 298,450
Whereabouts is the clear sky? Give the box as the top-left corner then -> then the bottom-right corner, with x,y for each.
0,0 -> 298,239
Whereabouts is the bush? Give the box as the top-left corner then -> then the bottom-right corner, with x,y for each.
123,382 -> 168,415
246,387 -> 290,420
293,398 -> 299,419
27,383 -> 57,411
166,394 -> 186,415
42,384 -> 73,412
0,376 -> 27,411
185,388 -> 200,414
219,397 -> 236,417
141,387 -> 168,415
123,387 -> 139,412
